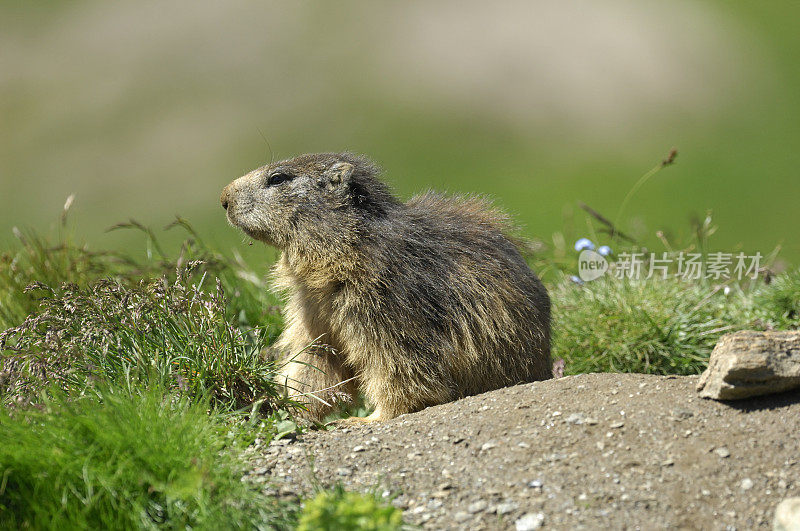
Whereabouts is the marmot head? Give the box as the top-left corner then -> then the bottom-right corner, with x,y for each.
221,153 -> 399,250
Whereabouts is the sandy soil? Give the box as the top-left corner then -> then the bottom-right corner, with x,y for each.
247,373 -> 799,530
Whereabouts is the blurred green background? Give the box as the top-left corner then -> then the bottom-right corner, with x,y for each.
1,1 -> 798,266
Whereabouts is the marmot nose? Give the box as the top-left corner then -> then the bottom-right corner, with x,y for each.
220,187 -> 230,210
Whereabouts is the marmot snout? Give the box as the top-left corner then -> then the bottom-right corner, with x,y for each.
222,152 -> 551,423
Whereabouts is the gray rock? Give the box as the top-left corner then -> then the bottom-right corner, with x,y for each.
516,512 -> 545,530
697,331 -> 800,400
468,500 -> 488,513
496,501 -> 519,514
453,511 -> 472,523
774,497 -> 800,531
565,413 -> 585,425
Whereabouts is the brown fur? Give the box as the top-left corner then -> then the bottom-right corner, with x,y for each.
221,153 -> 551,422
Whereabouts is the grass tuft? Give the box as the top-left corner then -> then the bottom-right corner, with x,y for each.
0,218 -> 288,411
552,275 -> 757,375
0,227 -> 131,330
0,387 -> 297,530
0,266 -> 283,411
752,267 -> 800,330
297,485 -> 403,531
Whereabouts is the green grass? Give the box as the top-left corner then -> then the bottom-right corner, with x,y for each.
0,222 -> 288,410
0,269 -> 281,410
548,199 -> 799,375
0,387 -> 296,530
0,225 -> 131,330
0,216 -> 284,330
297,486 -> 403,531
551,275 -> 758,375
752,267 -> 800,330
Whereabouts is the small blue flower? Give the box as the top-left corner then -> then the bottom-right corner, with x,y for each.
569,275 -> 585,285
574,238 -> 594,252
597,245 -> 612,257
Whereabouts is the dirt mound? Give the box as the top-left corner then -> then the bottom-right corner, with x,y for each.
251,373 -> 799,529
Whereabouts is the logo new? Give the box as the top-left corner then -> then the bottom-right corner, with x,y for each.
578,250 -> 608,282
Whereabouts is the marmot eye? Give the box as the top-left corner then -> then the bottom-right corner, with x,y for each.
267,173 -> 292,186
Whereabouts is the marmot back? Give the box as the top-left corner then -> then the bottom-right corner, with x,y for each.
221,153 -> 551,422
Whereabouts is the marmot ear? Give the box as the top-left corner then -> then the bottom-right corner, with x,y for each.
325,162 -> 354,186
